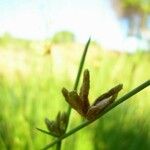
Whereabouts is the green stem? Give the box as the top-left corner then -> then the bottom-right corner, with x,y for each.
73,38 -> 91,91
42,80 -> 150,150
56,141 -> 61,150
59,38 -> 91,150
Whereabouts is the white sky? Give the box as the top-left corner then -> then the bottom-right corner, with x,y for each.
0,0 -> 146,51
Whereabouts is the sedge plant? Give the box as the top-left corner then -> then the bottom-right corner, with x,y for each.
37,38 -> 150,150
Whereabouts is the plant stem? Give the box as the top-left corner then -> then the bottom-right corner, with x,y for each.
42,79 -> 150,150
73,38 -> 91,91
56,141 -> 61,150
59,38 -> 91,150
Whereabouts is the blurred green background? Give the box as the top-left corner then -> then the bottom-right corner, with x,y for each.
0,0 -> 150,150
0,33 -> 149,150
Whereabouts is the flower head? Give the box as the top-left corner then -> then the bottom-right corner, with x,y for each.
45,111 -> 68,137
62,69 -> 123,121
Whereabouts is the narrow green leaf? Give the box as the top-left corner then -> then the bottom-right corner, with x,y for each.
36,127 -> 58,137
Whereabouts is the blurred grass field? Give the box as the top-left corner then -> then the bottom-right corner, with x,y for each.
0,37 -> 150,150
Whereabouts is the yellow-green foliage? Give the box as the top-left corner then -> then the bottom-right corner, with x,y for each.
0,41 -> 149,150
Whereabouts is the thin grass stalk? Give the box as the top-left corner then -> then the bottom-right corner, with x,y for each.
56,141 -> 61,150
59,38 -> 91,150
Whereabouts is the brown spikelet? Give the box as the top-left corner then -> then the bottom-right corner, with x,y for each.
79,69 -> 90,114
62,88 -> 85,116
93,84 -> 123,105
86,97 -> 113,120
